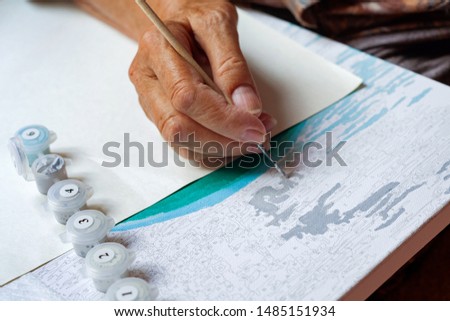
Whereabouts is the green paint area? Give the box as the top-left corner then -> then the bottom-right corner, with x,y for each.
121,122 -> 306,224
123,157 -> 258,222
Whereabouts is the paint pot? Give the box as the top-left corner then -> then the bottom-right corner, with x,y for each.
31,154 -> 68,195
46,179 -> 93,225
60,210 -> 115,258
8,125 -> 57,180
84,242 -> 135,293
105,277 -> 159,301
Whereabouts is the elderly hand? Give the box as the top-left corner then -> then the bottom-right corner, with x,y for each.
128,0 -> 276,166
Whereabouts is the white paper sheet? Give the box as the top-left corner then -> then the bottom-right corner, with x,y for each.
0,1 -> 361,285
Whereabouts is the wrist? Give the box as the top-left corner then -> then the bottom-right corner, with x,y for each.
146,0 -> 231,20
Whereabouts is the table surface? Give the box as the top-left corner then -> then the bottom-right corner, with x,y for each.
1,9 -> 449,300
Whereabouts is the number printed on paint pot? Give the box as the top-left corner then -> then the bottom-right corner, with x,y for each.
59,184 -> 79,198
93,248 -> 115,263
74,215 -> 94,230
116,285 -> 138,301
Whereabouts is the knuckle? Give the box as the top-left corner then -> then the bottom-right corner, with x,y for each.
140,28 -> 160,47
128,55 -> 157,88
222,2 -> 238,12
159,114 -> 183,142
216,55 -> 246,79
170,79 -> 196,114
216,2 -> 238,19
202,3 -> 237,26
142,22 -> 189,49
128,60 -> 139,83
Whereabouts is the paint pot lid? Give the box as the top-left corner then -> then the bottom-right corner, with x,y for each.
85,242 -> 135,279
105,277 -> 159,301
62,210 -> 115,244
14,124 -> 56,153
47,179 -> 93,211
8,136 -> 31,180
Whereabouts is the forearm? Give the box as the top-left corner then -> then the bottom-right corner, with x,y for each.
74,0 -> 287,41
74,0 -> 175,41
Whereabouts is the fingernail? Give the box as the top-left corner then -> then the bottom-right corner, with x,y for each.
232,85 -> 261,116
241,129 -> 265,143
260,114 -> 278,132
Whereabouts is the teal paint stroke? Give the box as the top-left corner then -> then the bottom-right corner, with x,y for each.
391,97 -> 406,110
113,167 -> 264,231
408,88 -> 432,107
114,123 -> 306,231
304,34 -> 322,47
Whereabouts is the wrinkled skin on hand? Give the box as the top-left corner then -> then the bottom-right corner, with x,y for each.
128,0 -> 277,167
